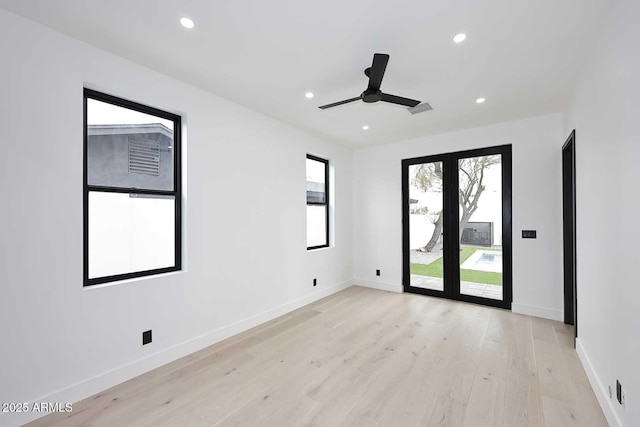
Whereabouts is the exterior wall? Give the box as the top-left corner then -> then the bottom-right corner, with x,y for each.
88,129 -> 174,190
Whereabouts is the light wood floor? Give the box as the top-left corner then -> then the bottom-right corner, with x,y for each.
28,286 -> 608,427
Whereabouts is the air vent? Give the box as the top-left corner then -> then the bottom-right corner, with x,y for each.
407,102 -> 433,115
128,137 -> 159,176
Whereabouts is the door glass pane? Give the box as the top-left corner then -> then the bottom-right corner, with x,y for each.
408,162 -> 444,291
458,155 -> 503,300
88,191 -> 176,279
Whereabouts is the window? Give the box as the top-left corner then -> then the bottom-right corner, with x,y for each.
306,154 -> 329,249
84,89 -> 181,286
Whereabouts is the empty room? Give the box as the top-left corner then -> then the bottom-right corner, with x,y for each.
0,0 -> 637,426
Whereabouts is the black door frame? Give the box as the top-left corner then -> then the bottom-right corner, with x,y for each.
562,130 -> 577,341
402,145 -> 513,310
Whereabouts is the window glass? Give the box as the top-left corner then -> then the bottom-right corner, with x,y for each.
88,192 -> 175,279
306,155 -> 329,249
84,89 -> 181,285
306,158 -> 326,203
306,205 -> 327,248
87,99 -> 175,191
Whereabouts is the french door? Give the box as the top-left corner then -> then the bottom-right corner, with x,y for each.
402,145 -> 512,309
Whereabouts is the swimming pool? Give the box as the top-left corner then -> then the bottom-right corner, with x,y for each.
460,250 -> 502,273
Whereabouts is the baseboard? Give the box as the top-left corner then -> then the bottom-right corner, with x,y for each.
511,302 -> 563,321
9,279 -> 354,427
576,338 -> 622,427
354,279 -> 403,293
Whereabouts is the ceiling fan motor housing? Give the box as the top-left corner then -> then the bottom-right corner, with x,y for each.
362,89 -> 382,103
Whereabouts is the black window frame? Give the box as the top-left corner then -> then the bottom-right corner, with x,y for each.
83,88 -> 182,286
306,154 -> 330,250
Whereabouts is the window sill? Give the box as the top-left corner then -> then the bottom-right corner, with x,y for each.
83,269 -> 184,290
307,245 -> 333,252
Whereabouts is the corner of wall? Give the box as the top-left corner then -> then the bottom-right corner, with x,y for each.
511,302 -> 563,321
576,338 -> 623,427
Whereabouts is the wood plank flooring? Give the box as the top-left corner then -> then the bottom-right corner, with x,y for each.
27,286 -> 608,427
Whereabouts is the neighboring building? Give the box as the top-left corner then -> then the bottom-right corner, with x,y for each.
87,123 -> 174,190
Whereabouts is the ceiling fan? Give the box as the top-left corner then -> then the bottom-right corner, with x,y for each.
319,53 -> 421,110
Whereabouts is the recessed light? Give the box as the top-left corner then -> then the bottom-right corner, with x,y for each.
180,17 -> 195,29
362,125 -> 369,130
476,97 -> 486,104
453,33 -> 467,43
305,92 -> 314,99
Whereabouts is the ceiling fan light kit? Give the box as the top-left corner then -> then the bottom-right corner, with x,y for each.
319,53 -> 422,110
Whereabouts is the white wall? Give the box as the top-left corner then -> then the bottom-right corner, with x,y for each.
4,2 -> 636,426
353,113 -> 565,319
564,0 -> 640,425
0,10 -> 352,427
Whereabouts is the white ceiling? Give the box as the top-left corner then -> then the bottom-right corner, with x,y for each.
0,0 -> 609,147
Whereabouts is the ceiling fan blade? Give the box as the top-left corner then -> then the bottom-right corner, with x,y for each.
367,53 -> 389,91
318,96 -> 361,109
380,93 -> 421,107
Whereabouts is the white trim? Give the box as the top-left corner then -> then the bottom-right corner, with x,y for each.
14,279 -> 354,427
576,338 -> 622,427
354,279 -> 403,293
511,302 -> 563,321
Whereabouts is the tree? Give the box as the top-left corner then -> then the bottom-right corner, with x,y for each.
422,211 -> 443,252
411,156 -> 500,252
411,162 -> 443,252
457,155 -> 500,241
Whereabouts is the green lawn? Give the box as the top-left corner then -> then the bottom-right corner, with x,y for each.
410,247 -> 502,286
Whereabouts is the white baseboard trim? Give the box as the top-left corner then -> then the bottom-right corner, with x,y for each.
576,338 -> 622,427
511,302 -> 563,321
11,279 -> 354,427
354,279 -> 403,293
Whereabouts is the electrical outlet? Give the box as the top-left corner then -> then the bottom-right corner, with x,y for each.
142,330 -> 152,345
616,380 -> 623,405
313,278 -> 317,287
376,269 -> 380,276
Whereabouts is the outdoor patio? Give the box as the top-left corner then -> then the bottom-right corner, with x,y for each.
409,245 -> 503,300
409,274 -> 503,300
